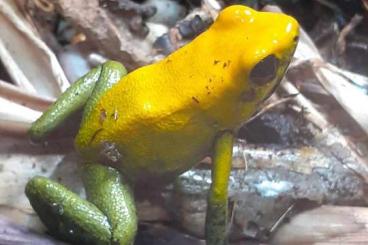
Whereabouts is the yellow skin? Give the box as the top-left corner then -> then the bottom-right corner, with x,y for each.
26,5 -> 299,245
76,6 -> 299,183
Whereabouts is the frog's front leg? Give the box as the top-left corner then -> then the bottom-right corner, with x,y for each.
29,61 -> 127,142
206,131 -> 234,245
26,164 -> 137,245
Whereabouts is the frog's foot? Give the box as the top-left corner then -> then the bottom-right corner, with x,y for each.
205,131 -> 234,245
25,164 -> 137,245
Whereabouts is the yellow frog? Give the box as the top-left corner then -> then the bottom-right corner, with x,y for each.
26,5 -> 299,245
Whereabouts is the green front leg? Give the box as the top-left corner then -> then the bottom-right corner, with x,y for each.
205,131 -> 234,245
26,164 -> 137,245
29,61 -> 127,142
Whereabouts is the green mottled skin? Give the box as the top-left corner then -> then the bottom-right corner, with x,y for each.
29,66 -> 102,142
27,62 -> 136,245
83,164 -> 137,245
26,176 -> 111,244
29,62 -> 127,142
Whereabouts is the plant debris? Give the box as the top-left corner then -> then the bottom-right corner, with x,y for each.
1,0 -> 368,244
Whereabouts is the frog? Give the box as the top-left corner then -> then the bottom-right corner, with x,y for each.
25,5 -> 299,245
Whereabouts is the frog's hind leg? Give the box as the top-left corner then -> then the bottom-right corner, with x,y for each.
205,131 -> 234,245
25,164 -> 137,245
25,176 -> 112,244
29,61 -> 127,142
82,164 -> 137,245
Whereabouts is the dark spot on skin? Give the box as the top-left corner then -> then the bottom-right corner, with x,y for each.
241,88 -> 256,102
192,96 -> 200,104
223,60 -> 231,68
213,60 -> 220,65
166,59 -> 172,63
249,54 -> 279,86
209,78 -> 212,83
99,109 -> 107,125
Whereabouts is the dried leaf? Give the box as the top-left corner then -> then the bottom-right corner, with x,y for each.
0,0 -> 69,97
272,206 -> 368,244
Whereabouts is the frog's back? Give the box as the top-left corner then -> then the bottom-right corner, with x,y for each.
75,55 -> 221,182
75,5 -> 299,182
74,14 -> 242,181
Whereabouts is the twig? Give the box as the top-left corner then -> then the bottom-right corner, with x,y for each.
336,14 -> 363,55
33,0 -> 55,12
0,80 -> 53,111
0,120 -> 30,137
281,80 -> 328,130
246,95 -> 296,124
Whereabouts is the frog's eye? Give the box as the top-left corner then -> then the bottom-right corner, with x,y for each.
249,54 -> 279,86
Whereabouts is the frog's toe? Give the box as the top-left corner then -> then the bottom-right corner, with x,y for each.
25,176 -> 111,244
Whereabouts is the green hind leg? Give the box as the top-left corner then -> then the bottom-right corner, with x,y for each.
26,61 -> 135,244
205,131 -> 234,245
83,164 -> 137,244
26,164 -> 137,245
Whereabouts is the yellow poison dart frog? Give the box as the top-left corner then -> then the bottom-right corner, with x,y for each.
26,5 -> 299,245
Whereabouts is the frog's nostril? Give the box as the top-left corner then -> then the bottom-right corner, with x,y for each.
293,35 -> 299,43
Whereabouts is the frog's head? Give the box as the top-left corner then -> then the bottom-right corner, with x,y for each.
209,5 -> 299,126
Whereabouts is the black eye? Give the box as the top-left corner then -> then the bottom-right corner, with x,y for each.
249,54 -> 279,86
